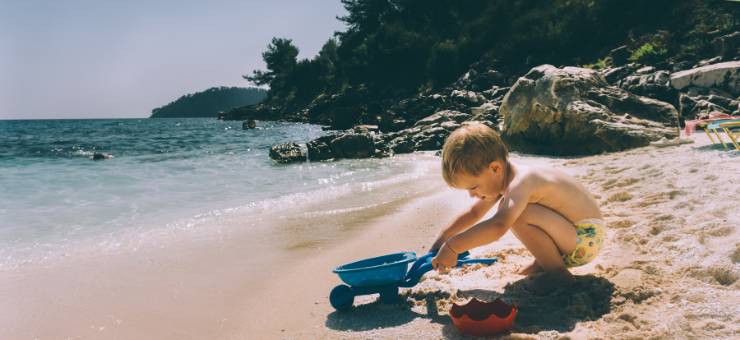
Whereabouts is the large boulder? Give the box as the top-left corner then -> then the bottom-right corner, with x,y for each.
306,134 -> 339,161
304,132 -> 379,161
670,61 -> 740,96
500,65 -> 678,155
269,142 -> 306,163
329,133 -> 376,159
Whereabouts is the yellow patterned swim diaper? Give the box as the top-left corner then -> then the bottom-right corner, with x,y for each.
562,218 -> 606,268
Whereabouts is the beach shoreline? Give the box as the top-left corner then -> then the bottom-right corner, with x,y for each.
2,134 -> 738,339
0,155 -> 463,339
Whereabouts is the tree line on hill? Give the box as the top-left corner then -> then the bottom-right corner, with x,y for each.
242,0 -> 738,120
150,87 -> 266,118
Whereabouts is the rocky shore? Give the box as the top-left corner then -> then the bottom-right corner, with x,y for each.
224,32 -> 740,162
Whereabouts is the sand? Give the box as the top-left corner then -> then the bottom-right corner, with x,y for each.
2,133 -> 738,339
284,133 -> 739,339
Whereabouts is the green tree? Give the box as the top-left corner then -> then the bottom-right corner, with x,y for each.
244,38 -> 299,87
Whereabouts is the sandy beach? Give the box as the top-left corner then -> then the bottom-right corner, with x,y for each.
303,133 -> 738,340
2,133 -> 738,339
270,132 -> 739,339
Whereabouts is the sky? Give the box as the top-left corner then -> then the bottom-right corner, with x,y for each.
0,0 -> 347,119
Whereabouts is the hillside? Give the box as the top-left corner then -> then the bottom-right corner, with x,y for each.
150,87 -> 266,118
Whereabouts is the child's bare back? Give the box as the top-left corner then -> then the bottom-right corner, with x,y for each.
505,163 -> 602,226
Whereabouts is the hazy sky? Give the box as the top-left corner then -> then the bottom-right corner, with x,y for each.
0,0 -> 347,119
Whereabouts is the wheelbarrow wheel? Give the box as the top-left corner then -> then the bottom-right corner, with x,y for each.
379,286 -> 399,303
330,285 -> 354,311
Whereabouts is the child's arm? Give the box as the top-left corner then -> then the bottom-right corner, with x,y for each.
430,198 -> 497,252
432,185 -> 531,271
448,189 -> 529,251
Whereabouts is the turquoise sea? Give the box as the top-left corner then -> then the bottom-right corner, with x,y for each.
0,118 -> 442,268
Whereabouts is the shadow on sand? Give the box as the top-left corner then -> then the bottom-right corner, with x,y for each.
325,274 -> 614,337
692,142 -> 739,156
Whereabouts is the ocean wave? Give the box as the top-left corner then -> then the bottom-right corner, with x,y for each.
0,152 -> 443,270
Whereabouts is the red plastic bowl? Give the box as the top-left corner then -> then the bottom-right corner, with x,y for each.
449,298 -> 517,336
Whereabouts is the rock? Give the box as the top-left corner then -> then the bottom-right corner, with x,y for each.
440,121 -> 461,131
90,152 -> 112,160
711,31 -> 740,58
470,102 -> 499,117
451,60 -> 508,91
618,70 -> 678,106
695,56 -> 723,68
269,143 -> 306,163
500,65 -> 677,155
679,94 -> 698,119
329,133 -> 375,159
670,61 -> 740,96
377,109 -> 474,155
451,90 -> 483,106
382,92 -> 463,130
602,64 -> 640,84
353,125 -> 379,134
684,86 -> 734,98
705,95 -> 736,109
242,119 -> 256,129
671,61 -> 693,72
381,64 -> 509,131
690,99 -> 731,116
413,110 -> 470,127
635,66 -> 656,75
378,115 -> 410,132
482,86 -> 510,101
387,136 -> 415,154
678,92 -> 738,119
306,134 -> 338,161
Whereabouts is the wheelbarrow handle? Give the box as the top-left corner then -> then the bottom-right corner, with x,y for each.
399,253 -> 496,288
458,258 -> 497,266
406,250 -> 470,276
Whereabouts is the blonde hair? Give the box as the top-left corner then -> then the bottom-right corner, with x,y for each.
441,122 -> 508,187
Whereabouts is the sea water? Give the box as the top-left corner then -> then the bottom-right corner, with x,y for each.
0,118 -> 442,269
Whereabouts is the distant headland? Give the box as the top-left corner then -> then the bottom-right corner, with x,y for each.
149,87 -> 266,118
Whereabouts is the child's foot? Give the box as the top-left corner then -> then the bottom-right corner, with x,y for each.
518,261 -> 543,276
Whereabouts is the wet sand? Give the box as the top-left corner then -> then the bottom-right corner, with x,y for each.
0,161 -> 458,339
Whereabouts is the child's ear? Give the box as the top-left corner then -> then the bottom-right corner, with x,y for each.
488,161 -> 500,173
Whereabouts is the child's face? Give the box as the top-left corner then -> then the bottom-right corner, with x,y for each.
453,161 -> 507,201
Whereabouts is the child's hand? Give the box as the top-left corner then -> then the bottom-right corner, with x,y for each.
431,243 -> 458,273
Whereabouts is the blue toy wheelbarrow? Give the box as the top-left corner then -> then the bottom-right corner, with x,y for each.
330,251 -> 497,311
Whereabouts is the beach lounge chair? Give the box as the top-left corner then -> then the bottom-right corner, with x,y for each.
705,118 -> 740,150
683,112 -> 738,136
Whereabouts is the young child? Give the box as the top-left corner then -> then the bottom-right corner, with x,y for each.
430,122 -> 605,290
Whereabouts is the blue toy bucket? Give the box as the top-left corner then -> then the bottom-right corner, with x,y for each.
332,252 -> 416,287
